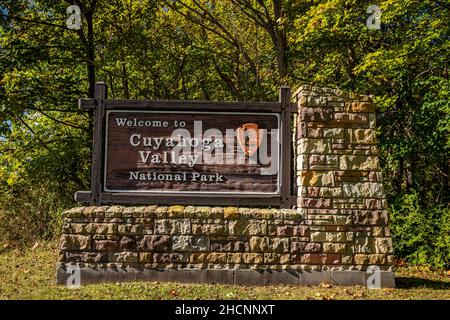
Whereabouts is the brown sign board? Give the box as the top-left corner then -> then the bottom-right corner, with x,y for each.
75,82 -> 295,207
105,111 -> 280,194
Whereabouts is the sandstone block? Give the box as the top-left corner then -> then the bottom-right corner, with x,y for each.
211,207 -> 224,219
345,102 -> 376,113
319,187 -> 342,197
283,209 -> 306,220
167,205 -> 185,218
210,239 -> 249,252
60,235 -> 91,251
63,207 -> 86,218
277,225 -> 309,237
143,205 -> 158,217
264,253 -> 290,264
334,113 -> 368,124
353,210 -> 389,225
354,237 -> 375,253
226,253 -> 264,264
293,253 -> 341,264
192,223 -> 227,236
340,156 -> 379,170
372,226 -> 384,237
343,182 -> 384,198
155,206 -> 168,218
375,237 -> 393,254
333,215 -> 353,225
122,207 -> 135,217
249,237 -> 289,253
308,127 -> 322,138
154,219 -> 190,235
307,187 -> 320,197
323,128 -> 344,138
353,129 -> 377,144
105,206 -> 124,218
93,240 -> 119,251
354,254 -> 387,265
301,107 -> 333,122
153,253 -> 188,264
309,155 -> 325,165
326,155 -> 338,165
229,220 -> 267,236
110,252 -> 138,263
92,223 -> 117,235
138,235 -> 171,251
323,243 -> 347,253
291,242 -> 322,253
301,171 -> 334,186
299,138 -> 332,154
205,253 -> 227,264
64,252 -> 107,263
299,198 -> 331,209
119,236 -> 137,251
172,236 -> 209,251
307,96 -> 328,106
224,207 -> 240,219
366,199 -> 384,210
310,232 -> 347,242
117,224 -> 141,235
139,252 -> 153,263
68,223 -> 91,234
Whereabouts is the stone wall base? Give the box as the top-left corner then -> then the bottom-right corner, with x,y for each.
56,266 -> 395,288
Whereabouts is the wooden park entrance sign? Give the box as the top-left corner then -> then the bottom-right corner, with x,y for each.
75,82 -> 296,208
59,84 -> 395,287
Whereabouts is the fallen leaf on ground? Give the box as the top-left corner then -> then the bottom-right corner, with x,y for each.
352,291 -> 365,298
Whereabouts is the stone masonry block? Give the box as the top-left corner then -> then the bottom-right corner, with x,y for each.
229,220 -> 267,236
340,156 -> 379,171
299,138 -> 332,154
172,236 -> 209,252
60,235 -> 91,251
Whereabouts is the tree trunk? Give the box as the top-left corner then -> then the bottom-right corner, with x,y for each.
85,10 -> 96,99
272,0 -> 288,82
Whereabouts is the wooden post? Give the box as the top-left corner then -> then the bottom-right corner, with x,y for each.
279,86 -> 292,208
90,82 -> 107,206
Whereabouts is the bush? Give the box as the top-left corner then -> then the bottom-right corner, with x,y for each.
390,191 -> 450,269
0,183 -> 69,247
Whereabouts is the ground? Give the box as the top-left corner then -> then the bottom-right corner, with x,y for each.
0,241 -> 449,300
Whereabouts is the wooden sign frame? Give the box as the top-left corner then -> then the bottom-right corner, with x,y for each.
75,82 -> 297,208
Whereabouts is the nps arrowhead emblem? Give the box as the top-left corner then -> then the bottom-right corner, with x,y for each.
236,123 -> 262,157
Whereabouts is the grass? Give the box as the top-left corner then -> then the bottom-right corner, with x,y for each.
0,241 -> 449,300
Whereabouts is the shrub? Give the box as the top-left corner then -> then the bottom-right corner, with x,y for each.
0,183 -> 69,247
390,191 -> 450,269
